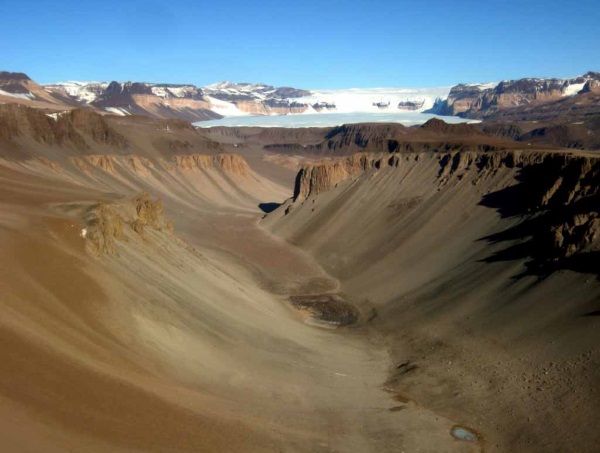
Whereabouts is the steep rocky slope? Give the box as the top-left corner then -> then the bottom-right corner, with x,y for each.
265,149 -> 600,453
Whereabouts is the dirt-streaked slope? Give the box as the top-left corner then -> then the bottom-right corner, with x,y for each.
1,104 -> 598,453
0,108 -> 489,453
265,150 -> 600,453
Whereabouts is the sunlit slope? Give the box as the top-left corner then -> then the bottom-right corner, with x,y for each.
0,121 -> 482,453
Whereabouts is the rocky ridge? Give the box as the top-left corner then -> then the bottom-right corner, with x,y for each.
432,72 -> 600,119
291,150 -> 600,267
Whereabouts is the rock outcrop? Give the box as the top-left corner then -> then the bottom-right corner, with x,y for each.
397,100 -> 425,111
312,101 -> 336,112
171,153 -> 250,176
83,193 -> 173,255
293,153 -> 387,199
215,153 -> 249,176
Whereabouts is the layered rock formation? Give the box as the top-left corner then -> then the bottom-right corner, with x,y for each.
231,99 -> 310,115
0,103 -> 126,150
291,149 -> 600,266
170,153 -> 249,176
293,153 -> 385,200
45,79 -> 315,119
87,81 -> 219,121
433,72 -> 600,120
4,69 -> 599,124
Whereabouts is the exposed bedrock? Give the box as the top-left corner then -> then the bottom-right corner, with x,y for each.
291,150 -> 600,271
83,193 -> 174,255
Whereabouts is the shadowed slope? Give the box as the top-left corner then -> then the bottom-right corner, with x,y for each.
265,149 -> 600,453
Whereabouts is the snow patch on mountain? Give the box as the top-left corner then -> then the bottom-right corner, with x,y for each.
150,85 -> 198,98
563,82 -> 586,96
0,89 -> 34,100
105,107 -> 131,116
205,96 -> 250,117
45,81 -> 109,103
462,82 -> 499,91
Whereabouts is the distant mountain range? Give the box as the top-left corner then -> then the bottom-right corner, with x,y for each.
0,71 -> 598,123
428,72 -> 600,121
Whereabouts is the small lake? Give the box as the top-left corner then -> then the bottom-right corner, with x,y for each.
194,112 -> 477,128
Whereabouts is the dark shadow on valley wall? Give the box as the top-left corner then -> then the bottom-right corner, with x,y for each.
476,156 -> 600,278
259,202 -> 282,214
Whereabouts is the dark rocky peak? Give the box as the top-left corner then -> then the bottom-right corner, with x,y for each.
493,78 -> 565,94
273,87 -> 312,98
0,71 -> 31,81
420,118 -> 481,135
448,84 -> 489,98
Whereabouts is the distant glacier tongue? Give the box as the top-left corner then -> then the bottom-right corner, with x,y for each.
194,112 -> 476,128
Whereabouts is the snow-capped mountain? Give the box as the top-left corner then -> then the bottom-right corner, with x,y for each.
44,81 -> 109,103
42,79 -> 455,119
2,71 -> 598,122
432,72 -> 600,118
43,81 -> 217,121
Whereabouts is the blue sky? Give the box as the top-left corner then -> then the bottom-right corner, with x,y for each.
1,0 -> 598,88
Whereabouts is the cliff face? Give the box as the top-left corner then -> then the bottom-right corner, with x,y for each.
88,82 -> 219,121
231,100 -> 309,115
437,72 -> 600,120
264,120 -> 527,156
293,153 -> 385,200
291,150 -> 600,267
170,153 -> 249,176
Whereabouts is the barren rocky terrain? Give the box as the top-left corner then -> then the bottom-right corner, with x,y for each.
0,103 -> 598,453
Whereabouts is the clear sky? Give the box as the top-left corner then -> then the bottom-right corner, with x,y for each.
1,0 -> 598,88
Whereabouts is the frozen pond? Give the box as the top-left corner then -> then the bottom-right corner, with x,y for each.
451,426 -> 479,442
